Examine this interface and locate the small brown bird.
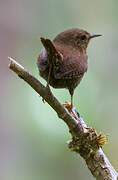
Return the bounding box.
[37,28,101,111]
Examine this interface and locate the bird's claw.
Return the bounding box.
[62,101,79,120]
[62,101,72,111]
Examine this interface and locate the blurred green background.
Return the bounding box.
[1,0,118,179]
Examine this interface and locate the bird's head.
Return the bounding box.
[53,28,102,52]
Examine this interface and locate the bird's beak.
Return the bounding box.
[90,34,102,39]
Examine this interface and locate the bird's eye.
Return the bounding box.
[80,35,86,40]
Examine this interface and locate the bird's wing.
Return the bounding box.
[54,56,88,79]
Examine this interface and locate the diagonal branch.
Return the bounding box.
[8,57,118,180]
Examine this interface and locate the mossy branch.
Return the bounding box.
[8,57,118,180]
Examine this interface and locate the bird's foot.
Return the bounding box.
[46,83,50,89]
[62,101,72,111]
[62,102,79,120]
[41,83,52,103]
[46,83,52,94]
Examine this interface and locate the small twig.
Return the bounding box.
[8,57,118,180]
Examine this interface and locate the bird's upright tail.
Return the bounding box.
[40,37,63,65]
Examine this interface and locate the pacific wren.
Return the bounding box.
[37,28,101,110]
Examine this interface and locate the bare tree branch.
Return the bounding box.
[8,57,118,180]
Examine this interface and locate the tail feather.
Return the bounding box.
[40,37,63,65]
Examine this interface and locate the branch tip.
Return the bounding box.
[8,57,24,70]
